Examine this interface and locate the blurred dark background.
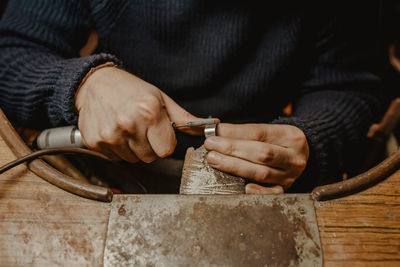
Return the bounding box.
[0,0,7,18]
[381,0,400,141]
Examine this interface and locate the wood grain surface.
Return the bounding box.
[316,169,400,267]
[0,133,399,266]
[0,137,110,266]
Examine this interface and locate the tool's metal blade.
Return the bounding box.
[172,119,217,129]
[104,194,322,267]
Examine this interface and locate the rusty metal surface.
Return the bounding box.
[104,194,322,267]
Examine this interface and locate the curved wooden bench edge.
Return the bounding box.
[0,108,113,202]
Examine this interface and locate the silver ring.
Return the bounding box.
[204,123,217,138]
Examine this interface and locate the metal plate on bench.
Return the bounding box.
[104,194,322,266]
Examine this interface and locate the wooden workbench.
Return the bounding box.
[0,133,399,266]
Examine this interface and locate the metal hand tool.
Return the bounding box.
[35,119,219,149]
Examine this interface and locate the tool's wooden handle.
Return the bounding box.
[312,149,400,201]
[0,108,113,202]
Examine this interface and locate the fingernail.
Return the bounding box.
[206,151,220,165]
[245,185,260,194]
[271,186,284,194]
[204,136,218,148]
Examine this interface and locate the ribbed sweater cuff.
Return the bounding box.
[271,116,327,192]
[43,53,122,126]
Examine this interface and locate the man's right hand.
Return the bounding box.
[75,65,202,163]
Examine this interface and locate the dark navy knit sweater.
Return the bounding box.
[0,0,382,190]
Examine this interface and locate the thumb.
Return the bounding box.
[245,183,284,194]
[161,91,215,136]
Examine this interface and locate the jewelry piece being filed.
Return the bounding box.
[204,122,217,138]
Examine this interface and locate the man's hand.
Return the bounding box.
[204,124,309,194]
[75,66,202,163]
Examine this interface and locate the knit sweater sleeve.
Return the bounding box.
[272,8,382,191]
[0,0,121,128]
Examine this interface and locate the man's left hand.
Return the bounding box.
[204,123,309,194]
